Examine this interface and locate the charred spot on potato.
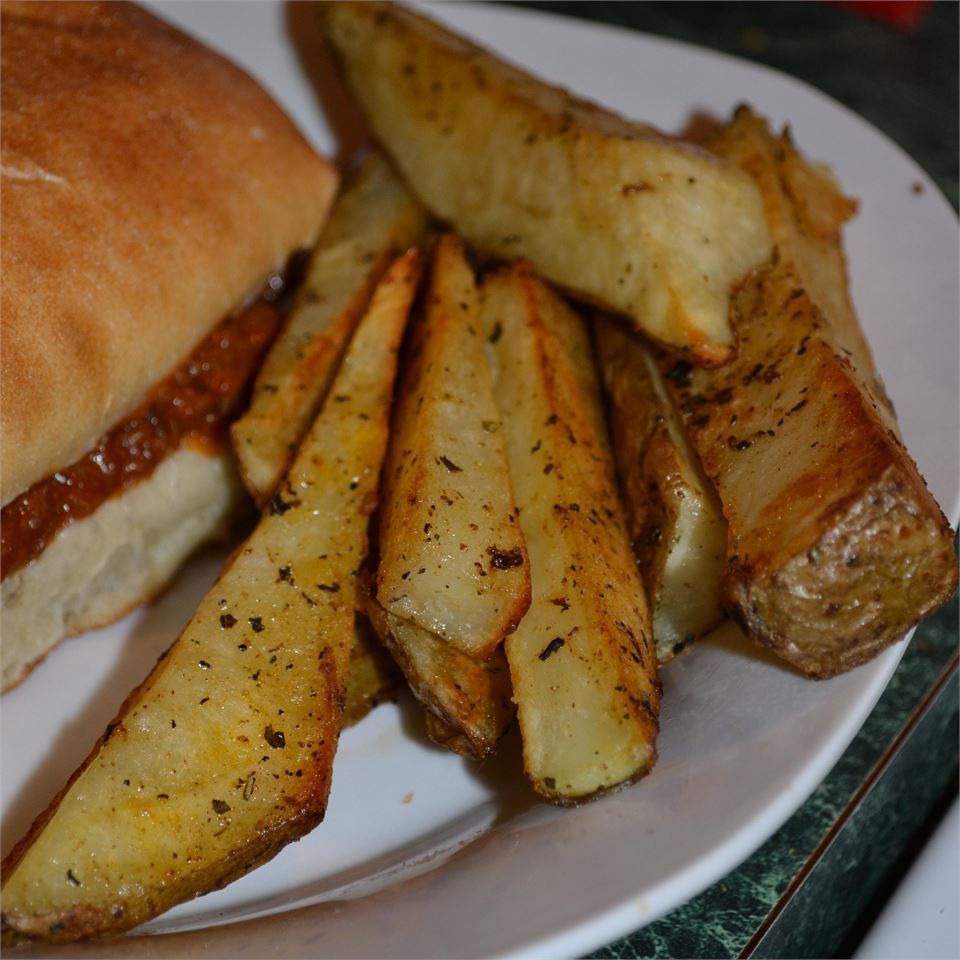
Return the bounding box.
[264,726,286,749]
[666,361,694,388]
[438,455,463,472]
[488,546,524,570]
[269,494,300,516]
[538,637,565,661]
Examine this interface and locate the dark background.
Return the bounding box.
[515,1,959,209]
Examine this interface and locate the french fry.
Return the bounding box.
[376,235,530,659]
[0,251,421,945]
[595,315,726,662]
[652,108,957,677]
[318,1,771,364]
[657,256,957,677]
[231,150,427,504]
[360,571,514,759]
[481,263,660,804]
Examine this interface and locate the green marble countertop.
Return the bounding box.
[589,603,958,959]
[512,3,959,957]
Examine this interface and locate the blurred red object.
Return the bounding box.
[828,0,933,30]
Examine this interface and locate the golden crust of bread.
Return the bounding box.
[0,1,337,504]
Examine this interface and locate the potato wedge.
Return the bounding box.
[0,251,420,945]
[342,616,402,727]
[377,235,530,659]
[481,263,659,804]
[594,315,726,662]
[658,257,957,678]
[231,150,426,504]
[319,1,771,364]
[360,571,514,759]
[708,106,895,423]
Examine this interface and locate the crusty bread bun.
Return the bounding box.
[1,0,337,504]
[1,1,337,688]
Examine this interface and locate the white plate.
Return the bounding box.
[3,3,957,958]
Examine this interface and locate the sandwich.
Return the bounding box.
[0,1,337,691]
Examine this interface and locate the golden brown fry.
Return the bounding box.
[377,235,530,660]
[0,251,420,945]
[319,1,771,364]
[481,263,659,804]
[658,257,957,678]
[232,150,426,504]
[594,315,726,662]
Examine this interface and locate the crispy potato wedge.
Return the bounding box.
[658,257,957,678]
[319,1,771,364]
[0,251,420,946]
[708,106,895,422]
[594,315,726,662]
[377,235,530,659]
[231,150,427,504]
[481,263,659,804]
[343,616,402,727]
[360,572,514,759]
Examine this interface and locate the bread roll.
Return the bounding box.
[1,1,337,687]
[1,0,337,504]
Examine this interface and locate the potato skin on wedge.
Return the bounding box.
[660,258,957,678]
[482,263,660,804]
[0,251,421,946]
[319,1,771,364]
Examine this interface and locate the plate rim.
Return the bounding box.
[6,2,958,957]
